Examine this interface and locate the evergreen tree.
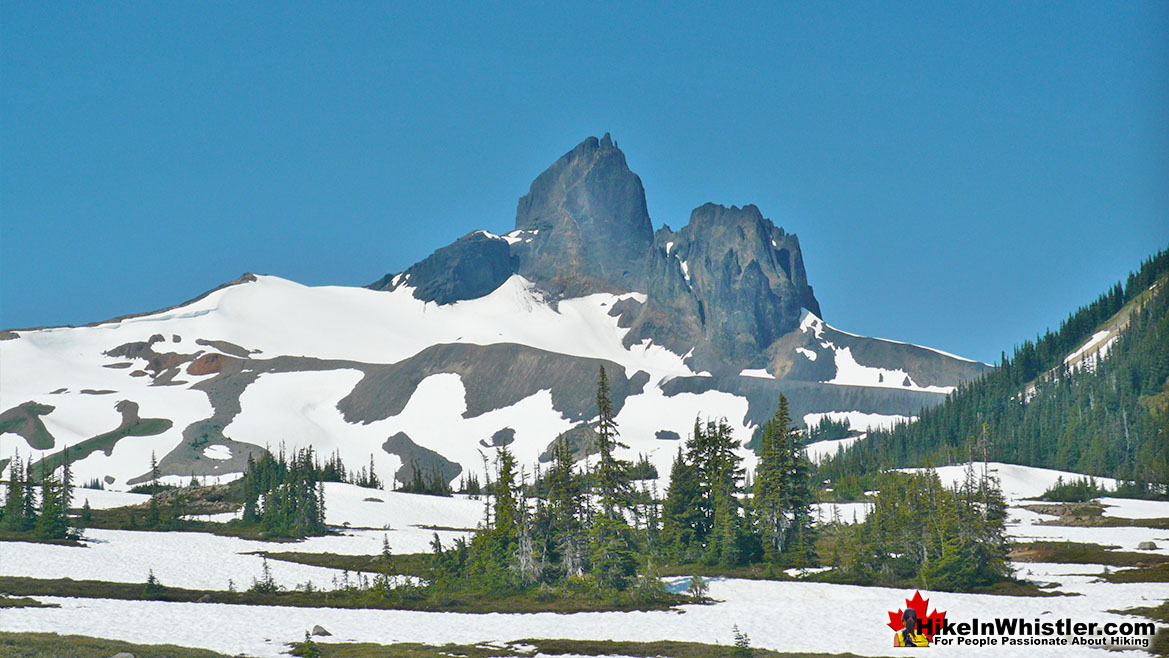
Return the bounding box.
[660,447,702,559]
[1,455,25,531]
[35,464,69,540]
[594,366,633,519]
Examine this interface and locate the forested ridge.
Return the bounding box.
[820,246,1169,491]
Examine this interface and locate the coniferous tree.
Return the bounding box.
[1,455,25,531]
[21,461,37,531]
[661,447,702,560]
[594,366,633,519]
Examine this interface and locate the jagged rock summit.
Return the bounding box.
[513,133,655,295]
[373,134,824,374]
[1,133,992,491]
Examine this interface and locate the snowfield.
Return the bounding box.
[1,465,1164,656]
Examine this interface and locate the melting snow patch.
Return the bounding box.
[828,345,955,394]
[795,347,817,361]
[804,434,865,463]
[202,444,232,460]
[803,411,913,432]
[738,368,774,379]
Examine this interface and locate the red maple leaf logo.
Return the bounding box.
[887,590,947,640]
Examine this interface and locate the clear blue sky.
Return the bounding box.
[3,2,1167,364]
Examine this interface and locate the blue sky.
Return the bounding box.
[3,2,1167,363]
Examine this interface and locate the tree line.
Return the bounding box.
[819,246,1169,494]
[425,367,818,599]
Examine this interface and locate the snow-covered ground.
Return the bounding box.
[804,434,865,463]
[0,571,1160,658]
[1,463,1164,656]
[898,462,1121,502]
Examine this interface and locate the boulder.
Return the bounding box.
[1137,541,1158,550]
[311,624,332,637]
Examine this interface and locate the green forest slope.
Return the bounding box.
[819,247,1169,492]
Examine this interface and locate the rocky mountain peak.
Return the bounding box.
[511,134,654,295]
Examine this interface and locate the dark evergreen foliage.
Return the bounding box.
[820,247,1169,491]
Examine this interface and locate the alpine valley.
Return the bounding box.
[1,135,991,491]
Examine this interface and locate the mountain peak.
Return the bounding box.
[512,134,654,294]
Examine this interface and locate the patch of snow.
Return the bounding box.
[804,434,865,463]
[812,502,870,524]
[738,368,774,379]
[799,309,825,339]
[803,411,913,432]
[202,444,232,460]
[665,241,674,254]
[679,260,690,283]
[827,345,955,394]
[70,489,150,510]
[898,462,1121,502]
[1098,497,1169,520]
[795,347,817,361]
[1065,330,1112,366]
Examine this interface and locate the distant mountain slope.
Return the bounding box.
[0,135,990,490]
[820,247,1169,489]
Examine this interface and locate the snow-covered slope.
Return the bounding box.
[0,270,990,491]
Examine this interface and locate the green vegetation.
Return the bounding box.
[396,464,453,496]
[240,447,328,538]
[32,416,172,478]
[1010,540,1169,567]
[1039,476,1106,502]
[248,549,430,578]
[0,573,681,614]
[806,416,853,444]
[1101,562,1169,583]
[0,451,78,541]
[0,594,57,609]
[0,631,231,658]
[820,247,1169,490]
[423,369,825,611]
[288,638,884,658]
[826,468,1012,592]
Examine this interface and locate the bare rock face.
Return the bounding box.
[371,135,825,375]
[511,133,655,296]
[644,203,821,373]
[370,230,515,304]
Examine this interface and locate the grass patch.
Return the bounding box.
[250,550,430,577]
[33,416,172,478]
[0,574,689,614]
[288,638,886,658]
[1022,503,1169,529]
[1119,600,1169,624]
[1010,540,1169,567]
[0,530,84,547]
[0,631,230,658]
[1101,562,1169,583]
[0,595,58,609]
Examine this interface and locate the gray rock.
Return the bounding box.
[655,430,681,441]
[109,653,135,658]
[512,133,655,295]
[539,423,601,463]
[1137,541,1158,550]
[482,427,516,448]
[383,432,462,486]
[370,230,516,305]
[311,624,331,637]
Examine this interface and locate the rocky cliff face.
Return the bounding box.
[374,134,825,374]
[511,133,655,296]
